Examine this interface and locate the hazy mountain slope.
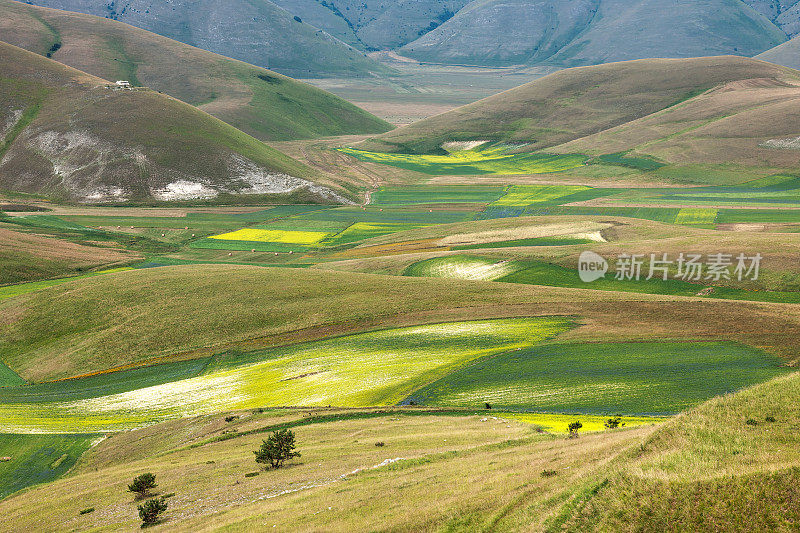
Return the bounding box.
[361,56,794,154]
[0,42,350,204]
[268,0,362,48]
[756,33,800,69]
[277,0,471,51]
[17,0,389,78]
[546,0,786,67]
[401,0,786,67]
[742,0,800,37]
[0,1,392,142]
[399,0,600,66]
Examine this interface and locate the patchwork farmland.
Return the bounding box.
[2,50,800,531]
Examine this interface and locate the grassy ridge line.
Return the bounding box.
[0,0,393,81]
[0,42,348,204]
[359,57,797,155]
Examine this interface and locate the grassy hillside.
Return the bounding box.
[560,371,800,530]
[399,0,597,66]
[361,56,796,154]
[3,262,800,382]
[0,226,137,285]
[0,0,392,141]
[0,409,656,530]
[18,0,389,78]
[400,0,786,67]
[757,33,800,69]
[0,42,356,204]
[1,372,797,530]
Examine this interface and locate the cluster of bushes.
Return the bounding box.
[82,429,303,526]
[128,473,169,527]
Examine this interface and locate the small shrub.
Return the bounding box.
[138,497,168,527]
[254,429,301,469]
[604,416,624,429]
[225,415,239,423]
[746,419,759,426]
[567,421,583,439]
[128,473,157,499]
[79,508,94,515]
[765,416,776,423]
[244,472,260,478]
[541,469,558,478]
[375,441,385,447]
[484,402,492,410]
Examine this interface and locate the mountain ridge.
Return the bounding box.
[0,41,351,204]
[0,0,393,141]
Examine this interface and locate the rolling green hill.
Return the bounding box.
[14,0,389,78]
[0,41,352,204]
[0,0,392,141]
[361,56,797,154]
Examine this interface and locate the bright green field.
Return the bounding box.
[0,362,24,386]
[320,222,431,246]
[408,342,790,415]
[404,256,800,304]
[370,185,506,205]
[0,268,132,301]
[490,185,591,207]
[0,433,102,500]
[341,147,587,176]
[0,318,572,433]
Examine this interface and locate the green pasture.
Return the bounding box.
[0,361,24,386]
[490,185,590,207]
[0,268,132,301]
[451,237,594,250]
[370,185,505,205]
[340,146,587,176]
[0,318,572,433]
[0,357,211,404]
[0,433,102,500]
[321,222,431,246]
[409,341,790,415]
[404,256,800,303]
[189,239,309,252]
